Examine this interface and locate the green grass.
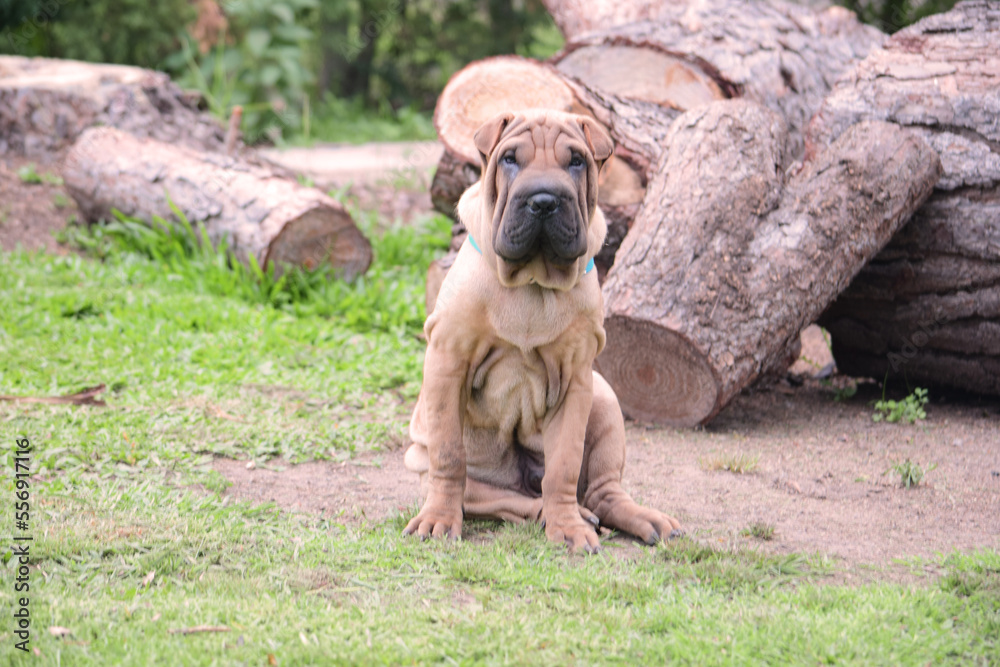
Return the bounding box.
[289,95,437,145]
[700,451,761,474]
[886,459,938,489]
[741,522,777,541]
[1,210,998,664]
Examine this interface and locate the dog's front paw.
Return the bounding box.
[541,509,601,554]
[403,503,463,541]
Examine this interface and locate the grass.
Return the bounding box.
[885,459,938,489]
[288,95,437,145]
[700,451,761,474]
[741,522,777,541]
[2,208,998,664]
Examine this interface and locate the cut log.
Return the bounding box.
[63,127,371,279]
[551,0,885,158]
[541,0,667,41]
[433,56,578,166]
[433,56,680,179]
[555,43,726,110]
[810,0,1000,395]
[0,56,230,159]
[542,0,880,49]
[597,100,941,426]
[430,150,481,218]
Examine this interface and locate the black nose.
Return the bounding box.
[527,193,559,217]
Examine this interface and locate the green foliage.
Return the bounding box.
[7,0,195,67]
[308,0,562,127]
[59,202,451,335]
[16,162,61,185]
[833,384,858,402]
[301,94,436,144]
[872,387,928,423]
[885,459,937,489]
[838,0,958,33]
[165,0,319,142]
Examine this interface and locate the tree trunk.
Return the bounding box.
[810,0,1000,396]
[0,55,230,160]
[550,0,885,158]
[62,127,372,280]
[597,100,941,427]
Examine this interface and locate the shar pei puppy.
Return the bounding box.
[403,109,681,552]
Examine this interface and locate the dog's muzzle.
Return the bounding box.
[495,187,587,266]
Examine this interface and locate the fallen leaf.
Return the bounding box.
[142,570,155,587]
[48,626,73,637]
[268,653,278,665]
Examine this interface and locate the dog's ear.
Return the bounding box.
[474,112,514,168]
[578,117,614,165]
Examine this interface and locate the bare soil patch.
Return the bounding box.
[0,155,79,254]
[215,380,1000,580]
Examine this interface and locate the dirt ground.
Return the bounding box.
[5,145,998,582]
[214,379,999,580]
[0,155,79,254]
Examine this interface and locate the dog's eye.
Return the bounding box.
[502,153,517,165]
[569,154,585,168]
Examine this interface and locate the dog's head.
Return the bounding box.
[458,109,612,290]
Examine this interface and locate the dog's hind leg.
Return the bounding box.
[463,478,599,527]
[579,372,683,544]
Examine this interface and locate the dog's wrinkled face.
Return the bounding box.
[467,110,612,290]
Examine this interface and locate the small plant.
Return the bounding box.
[833,384,858,402]
[873,387,928,423]
[701,451,760,474]
[741,522,776,541]
[52,193,71,209]
[17,163,63,186]
[885,459,937,489]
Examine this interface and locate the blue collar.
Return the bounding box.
[467,234,595,274]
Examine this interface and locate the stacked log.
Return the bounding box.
[0,56,229,158]
[427,0,999,420]
[1,56,372,279]
[548,0,885,159]
[597,101,940,426]
[427,0,884,294]
[810,0,1000,395]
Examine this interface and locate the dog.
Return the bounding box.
[403,110,681,552]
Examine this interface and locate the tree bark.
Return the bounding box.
[597,100,941,427]
[810,0,1000,395]
[62,127,372,279]
[0,55,230,160]
[550,0,885,159]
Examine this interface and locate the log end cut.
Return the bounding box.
[265,206,372,281]
[434,56,576,164]
[597,317,719,427]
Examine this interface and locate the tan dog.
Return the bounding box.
[403,110,681,551]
